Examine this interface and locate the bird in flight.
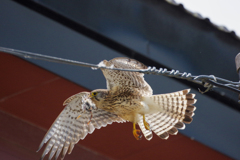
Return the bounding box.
[38,57,197,160]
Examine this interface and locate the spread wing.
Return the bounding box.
[99,57,153,96]
[38,92,125,160]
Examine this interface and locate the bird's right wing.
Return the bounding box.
[38,92,125,160]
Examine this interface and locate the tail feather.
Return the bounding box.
[186,93,196,99]
[174,121,185,129]
[142,89,196,140]
[159,132,169,139]
[168,127,178,135]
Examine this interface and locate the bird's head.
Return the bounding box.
[90,89,109,107]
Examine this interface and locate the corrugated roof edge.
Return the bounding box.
[165,0,240,40]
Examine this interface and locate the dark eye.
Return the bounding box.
[92,92,97,96]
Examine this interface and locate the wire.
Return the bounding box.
[1,46,240,95]
[0,47,99,68]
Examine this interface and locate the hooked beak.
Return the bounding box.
[89,93,93,99]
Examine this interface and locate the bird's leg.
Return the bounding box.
[143,115,150,130]
[87,111,93,125]
[133,123,142,140]
[76,115,81,120]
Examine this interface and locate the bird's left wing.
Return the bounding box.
[98,57,153,96]
[38,92,125,160]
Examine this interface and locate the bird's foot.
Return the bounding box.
[144,121,150,130]
[133,129,142,140]
[143,115,150,130]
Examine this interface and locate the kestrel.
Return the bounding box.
[38,57,197,160]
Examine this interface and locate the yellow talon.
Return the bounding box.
[133,123,142,140]
[143,115,150,130]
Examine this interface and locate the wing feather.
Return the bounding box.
[99,57,152,96]
[38,92,126,160]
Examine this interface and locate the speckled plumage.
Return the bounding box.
[92,58,196,140]
[38,57,197,160]
[93,58,153,122]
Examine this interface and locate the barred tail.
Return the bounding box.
[141,89,197,140]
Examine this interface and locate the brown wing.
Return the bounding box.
[99,57,153,96]
[38,92,125,160]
